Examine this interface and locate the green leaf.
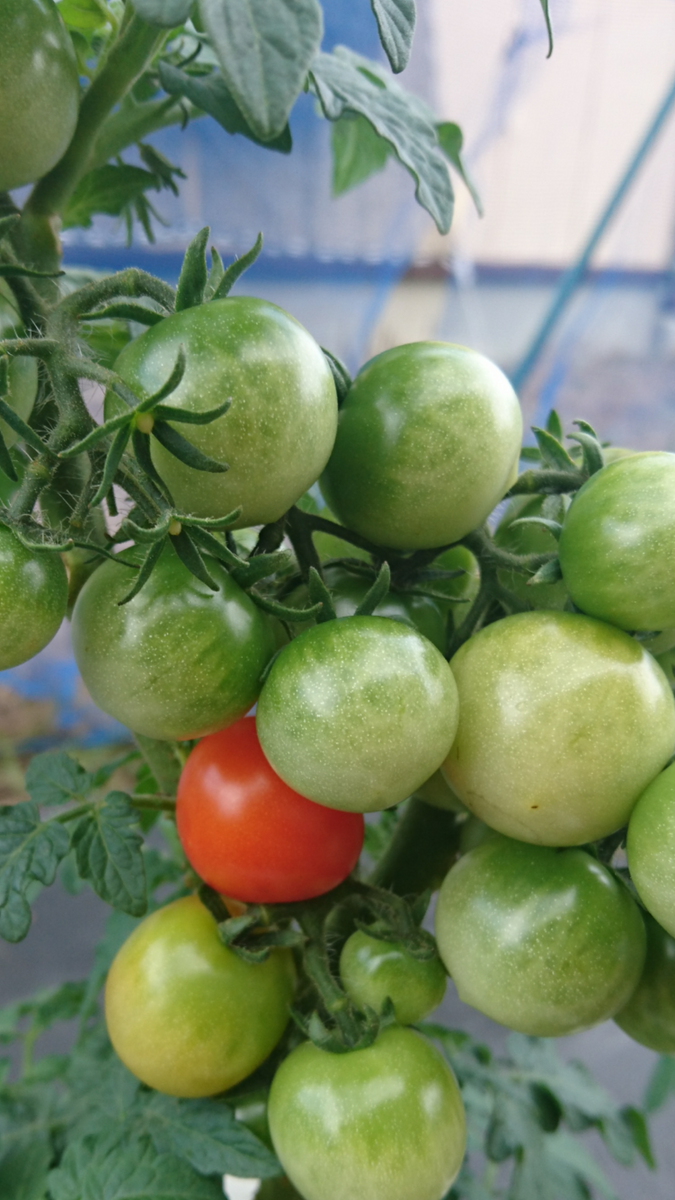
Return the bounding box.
[199,0,323,141]
[158,63,292,153]
[0,215,20,244]
[531,426,577,472]
[140,1093,282,1178]
[321,347,352,405]
[370,0,416,73]
[175,227,210,312]
[546,409,563,441]
[71,792,147,917]
[48,1133,225,1200]
[310,48,453,234]
[58,0,111,33]
[331,113,392,196]
[212,234,264,300]
[621,1105,655,1169]
[0,803,70,942]
[528,558,562,586]
[131,0,192,27]
[644,1055,675,1112]
[170,529,219,591]
[539,0,554,57]
[24,752,92,808]
[151,421,229,473]
[63,164,160,230]
[0,1137,51,1200]
[354,561,391,616]
[436,122,482,215]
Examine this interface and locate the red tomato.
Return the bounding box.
[176,717,364,903]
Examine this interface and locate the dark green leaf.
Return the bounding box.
[175,227,210,312]
[546,409,563,441]
[0,980,86,1045]
[436,121,482,215]
[63,164,160,230]
[199,0,322,141]
[353,561,391,616]
[118,538,164,604]
[0,398,48,453]
[621,1106,655,1169]
[212,234,264,300]
[310,48,453,234]
[540,0,554,57]
[0,1136,51,1200]
[331,112,392,195]
[644,1055,675,1112]
[71,792,147,917]
[91,425,132,506]
[307,567,337,623]
[25,751,92,807]
[131,0,192,28]
[170,529,219,590]
[140,347,187,409]
[152,421,228,472]
[158,63,292,153]
[370,0,416,73]
[141,1094,281,1178]
[188,525,247,571]
[48,1133,225,1200]
[131,428,172,499]
[568,427,604,477]
[532,426,577,471]
[0,430,17,483]
[230,549,291,589]
[0,803,70,942]
[153,397,231,425]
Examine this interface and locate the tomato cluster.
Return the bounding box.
[7,274,675,1200]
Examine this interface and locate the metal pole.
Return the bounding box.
[510,68,675,394]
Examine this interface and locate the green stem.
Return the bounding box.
[22,16,165,266]
[54,803,92,824]
[131,796,177,813]
[369,798,462,895]
[286,506,323,581]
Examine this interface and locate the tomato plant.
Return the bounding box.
[443,610,675,845]
[559,452,675,631]
[109,297,338,527]
[339,930,447,1025]
[0,524,67,669]
[105,895,295,1097]
[71,544,276,740]
[0,0,79,193]
[176,716,364,903]
[435,837,646,1037]
[320,342,522,550]
[256,616,459,812]
[267,1027,466,1200]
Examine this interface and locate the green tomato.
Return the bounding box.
[0,525,67,669]
[614,912,675,1053]
[627,762,675,938]
[558,453,675,631]
[0,281,38,446]
[494,495,569,611]
[339,930,447,1024]
[71,544,275,740]
[268,1027,466,1200]
[0,0,79,192]
[109,297,337,526]
[105,896,295,1097]
[320,342,522,551]
[256,617,459,813]
[284,564,447,652]
[443,611,675,845]
[435,838,646,1037]
[414,768,465,813]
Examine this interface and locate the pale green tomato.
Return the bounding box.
[339,930,447,1024]
[627,762,675,937]
[614,912,675,1053]
[320,342,522,550]
[435,838,646,1037]
[443,611,675,846]
[109,297,338,527]
[0,0,79,192]
[256,617,459,813]
[71,544,275,740]
[0,281,38,447]
[0,525,67,668]
[559,453,675,631]
[268,1027,466,1200]
[105,896,295,1097]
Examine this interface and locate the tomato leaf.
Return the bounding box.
[71,792,147,918]
[25,751,92,807]
[0,215,20,244]
[330,113,392,196]
[370,0,416,74]
[0,802,71,942]
[139,1094,283,1179]
[198,0,322,142]
[436,122,483,216]
[48,1133,225,1200]
[175,227,210,312]
[212,233,264,300]
[130,0,193,28]
[158,63,293,154]
[620,1105,655,1169]
[310,49,453,234]
[62,164,161,230]
[0,1137,51,1200]
[151,421,229,473]
[644,1055,675,1113]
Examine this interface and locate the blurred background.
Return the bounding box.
[4,1,675,1194]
